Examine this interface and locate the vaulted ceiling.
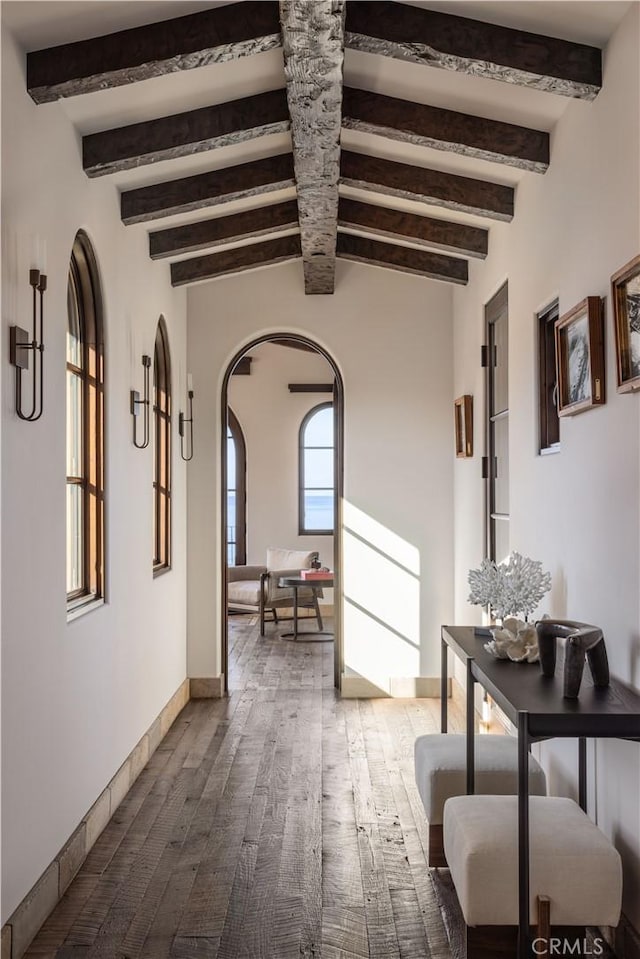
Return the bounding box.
[3,0,632,293]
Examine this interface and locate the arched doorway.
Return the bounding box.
[220,333,344,692]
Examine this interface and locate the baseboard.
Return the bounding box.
[190,676,224,698]
[1,678,190,959]
[341,674,446,699]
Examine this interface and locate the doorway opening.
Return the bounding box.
[220,333,344,692]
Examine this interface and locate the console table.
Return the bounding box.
[441,625,640,958]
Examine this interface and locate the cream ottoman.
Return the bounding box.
[414,734,547,866]
[443,795,623,959]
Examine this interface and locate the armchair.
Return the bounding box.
[227,547,323,636]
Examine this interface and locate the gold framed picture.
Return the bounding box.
[555,297,605,417]
[454,395,473,457]
[611,254,640,393]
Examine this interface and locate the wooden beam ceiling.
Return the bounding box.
[170,234,302,286]
[27,1,281,103]
[341,152,514,222]
[342,87,549,173]
[336,234,468,284]
[24,0,606,290]
[83,90,290,178]
[149,201,299,260]
[121,154,296,225]
[338,198,488,259]
[345,1,602,101]
[280,0,345,295]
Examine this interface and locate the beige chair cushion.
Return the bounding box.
[266,547,317,571]
[414,734,546,825]
[227,580,261,606]
[444,795,622,927]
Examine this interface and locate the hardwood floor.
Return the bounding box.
[25,614,459,959]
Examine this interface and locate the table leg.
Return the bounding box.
[293,587,298,640]
[441,635,448,733]
[466,658,475,795]
[578,737,587,812]
[517,711,531,959]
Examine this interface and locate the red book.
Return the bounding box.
[300,569,333,580]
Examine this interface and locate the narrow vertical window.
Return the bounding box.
[299,402,334,535]
[538,300,560,453]
[226,409,247,566]
[153,319,171,573]
[66,232,105,611]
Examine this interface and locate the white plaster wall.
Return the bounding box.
[187,260,454,684]
[1,27,188,920]
[227,341,335,572]
[452,5,640,927]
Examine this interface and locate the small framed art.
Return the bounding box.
[454,395,473,457]
[611,254,640,393]
[555,296,605,416]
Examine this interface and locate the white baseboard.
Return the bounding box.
[341,674,446,699]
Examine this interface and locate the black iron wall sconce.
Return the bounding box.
[10,268,47,421]
[130,354,151,448]
[179,375,194,461]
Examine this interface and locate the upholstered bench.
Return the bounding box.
[443,795,623,959]
[414,734,547,867]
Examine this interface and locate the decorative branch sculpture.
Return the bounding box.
[535,619,610,699]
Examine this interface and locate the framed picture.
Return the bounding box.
[555,297,604,417]
[611,254,640,393]
[454,395,473,457]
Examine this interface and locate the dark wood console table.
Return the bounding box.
[441,625,640,959]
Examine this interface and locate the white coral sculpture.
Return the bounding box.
[468,551,551,620]
[468,552,552,662]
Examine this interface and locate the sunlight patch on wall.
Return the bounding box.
[343,501,420,684]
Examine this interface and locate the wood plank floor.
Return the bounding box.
[25,614,461,959]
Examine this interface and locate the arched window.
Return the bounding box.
[153,319,171,572]
[66,231,105,611]
[226,408,247,566]
[299,401,334,535]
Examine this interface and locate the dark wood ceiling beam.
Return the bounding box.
[280,0,346,295]
[27,1,281,103]
[342,87,549,173]
[121,153,295,225]
[341,151,514,222]
[83,90,290,177]
[338,198,488,259]
[345,1,601,100]
[337,233,468,284]
[149,200,299,259]
[170,234,302,286]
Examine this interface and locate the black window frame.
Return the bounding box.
[538,300,561,454]
[226,408,247,566]
[299,400,334,536]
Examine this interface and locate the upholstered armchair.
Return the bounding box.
[227,547,323,636]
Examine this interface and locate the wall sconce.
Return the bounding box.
[179,374,194,461]
[10,268,47,422]
[130,354,151,448]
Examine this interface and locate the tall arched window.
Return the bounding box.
[226,408,247,566]
[66,231,105,611]
[299,401,334,535]
[153,319,171,573]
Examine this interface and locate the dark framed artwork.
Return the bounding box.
[555,297,605,417]
[611,254,640,393]
[454,394,473,457]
